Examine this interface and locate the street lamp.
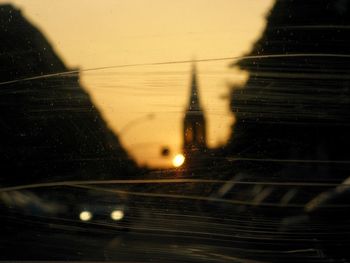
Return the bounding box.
[119,113,155,137]
[161,146,170,157]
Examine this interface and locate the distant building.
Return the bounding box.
[183,63,207,159]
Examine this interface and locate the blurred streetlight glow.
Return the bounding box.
[172,154,185,167]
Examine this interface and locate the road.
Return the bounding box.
[1,186,348,262]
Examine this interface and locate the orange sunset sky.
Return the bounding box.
[3,0,274,167]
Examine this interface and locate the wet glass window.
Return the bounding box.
[1,0,350,261]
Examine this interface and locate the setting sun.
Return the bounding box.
[172,154,185,167]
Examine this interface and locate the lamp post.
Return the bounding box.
[119,113,155,137]
[118,114,185,168]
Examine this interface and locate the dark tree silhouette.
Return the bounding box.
[227,0,350,181]
[0,5,138,186]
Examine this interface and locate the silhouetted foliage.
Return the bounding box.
[227,0,350,181]
[0,5,138,186]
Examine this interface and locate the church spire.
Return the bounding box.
[188,63,202,111]
[183,62,207,155]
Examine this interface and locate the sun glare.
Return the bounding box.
[172,154,185,167]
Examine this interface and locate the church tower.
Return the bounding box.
[183,63,207,157]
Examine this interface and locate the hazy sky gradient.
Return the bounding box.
[4,0,274,167]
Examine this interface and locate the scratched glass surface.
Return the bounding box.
[1,0,350,262]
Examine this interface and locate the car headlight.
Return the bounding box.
[79,210,92,221]
[110,210,124,221]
